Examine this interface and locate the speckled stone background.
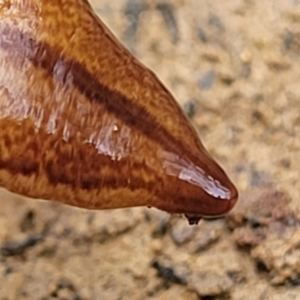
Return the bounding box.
[1,0,300,299]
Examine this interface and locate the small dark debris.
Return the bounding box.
[197,28,208,43]
[151,260,187,285]
[185,214,202,225]
[56,278,76,291]
[279,158,291,169]
[240,62,252,78]
[251,109,265,122]
[227,270,246,284]
[288,276,300,286]
[123,0,148,51]
[50,278,81,300]
[20,210,36,232]
[253,93,264,103]
[198,70,216,90]
[183,100,197,119]
[4,266,13,276]
[235,164,246,173]
[208,14,225,32]
[201,52,221,63]
[266,60,290,72]
[146,210,170,238]
[249,166,272,187]
[282,29,300,57]
[283,30,294,51]
[156,1,180,44]
[256,261,269,273]
[219,72,235,86]
[1,235,43,256]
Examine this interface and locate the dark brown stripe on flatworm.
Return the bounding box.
[0,25,201,164]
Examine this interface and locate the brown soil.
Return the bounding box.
[1,0,300,299]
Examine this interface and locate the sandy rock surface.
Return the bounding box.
[1,0,300,299]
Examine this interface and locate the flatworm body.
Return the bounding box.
[0,0,238,221]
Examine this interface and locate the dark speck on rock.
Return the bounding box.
[198,70,215,90]
[185,214,202,225]
[123,0,148,51]
[208,14,225,32]
[183,100,197,118]
[1,235,43,256]
[156,1,180,44]
[151,260,188,285]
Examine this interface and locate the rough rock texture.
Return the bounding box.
[1,0,300,299]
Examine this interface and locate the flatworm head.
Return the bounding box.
[0,0,238,221]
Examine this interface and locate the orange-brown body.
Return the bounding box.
[0,0,238,222]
